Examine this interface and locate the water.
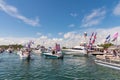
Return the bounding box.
[0,52,120,80]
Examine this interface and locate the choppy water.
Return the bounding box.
[0,52,120,80]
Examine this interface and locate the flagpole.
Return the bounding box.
[116,37,117,46]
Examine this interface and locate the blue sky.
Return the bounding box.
[0,0,120,46]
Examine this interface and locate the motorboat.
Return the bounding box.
[42,43,64,59]
[42,51,63,59]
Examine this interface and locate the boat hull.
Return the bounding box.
[95,60,120,70]
[42,52,63,59]
[63,49,87,55]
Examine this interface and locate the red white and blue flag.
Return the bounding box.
[92,32,97,44]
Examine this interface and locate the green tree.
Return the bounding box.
[99,43,113,49]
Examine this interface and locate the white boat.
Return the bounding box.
[42,51,63,59]
[32,49,42,54]
[42,43,64,59]
[63,46,87,55]
[6,47,14,53]
[95,59,120,70]
[17,49,31,60]
[33,47,46,54]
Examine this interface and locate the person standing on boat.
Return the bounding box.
[113,50,117,57]
[104,49,108,54]
[24,49,31,60]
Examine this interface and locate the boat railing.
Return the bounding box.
[96,55,120,65]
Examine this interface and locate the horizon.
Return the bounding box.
[0,0,120,47]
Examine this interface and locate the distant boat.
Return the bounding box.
[63,45,87,55]
[6,46,14,53]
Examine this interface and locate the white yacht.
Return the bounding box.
[63,45,87,55]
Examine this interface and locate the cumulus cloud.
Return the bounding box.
[82,8,106,27]
[39,36,48,39]
[0,27,120,47]
[113,1,120,16]
[64,32,76,39]
[0,0,39,26]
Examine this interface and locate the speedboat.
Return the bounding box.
[42,43,64,59]
[42,51,63,59]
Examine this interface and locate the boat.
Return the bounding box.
[95,54,120,70]
[42,51,63,59]
[42,43,64,59]
[32,46,46,54]
[17,48,31,60]
[95,59,120,70]
[6,46,14,53]
[63,45,87,55]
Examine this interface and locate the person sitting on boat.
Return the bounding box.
[52,50,56,54]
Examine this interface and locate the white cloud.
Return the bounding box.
[68,24,75,28]
[64,32,76,39]
[39,36,48,39]
[0,27,120,47]
[36,32,42,36]
[0,0,39,26]
[58,32,63,36]
[113,1,120,16]
[70,13,78,17]
[82,8,106,27]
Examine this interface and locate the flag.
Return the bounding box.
[105,34,111,43]
[88,32,96,49]
[113,32,118,39]
[89,32,94,44]
[91,32,94,37]
[112,32,118,42]
[94,32,97,39]
[106,34,110,39]
[112,37,117,42]
[92,39,95,44]
[92,32,97,44]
